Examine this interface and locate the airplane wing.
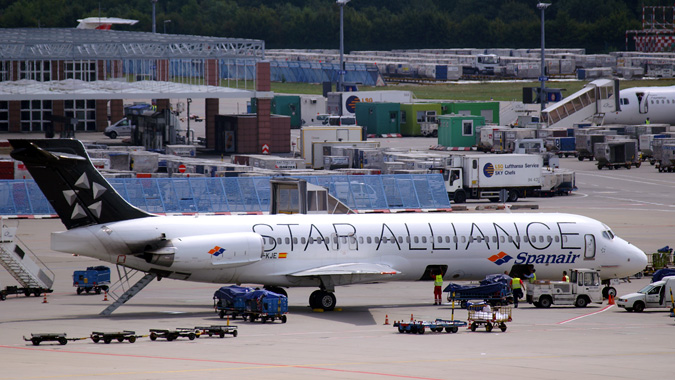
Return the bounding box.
[289,263,400,277]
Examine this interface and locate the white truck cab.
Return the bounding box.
[616,276,675,312]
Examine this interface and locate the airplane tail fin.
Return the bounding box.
[9,139,154,229]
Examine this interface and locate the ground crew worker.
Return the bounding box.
[562,271,570,282]
[511,276,524,308]
[433,271,443,305]
[528,269,537,284]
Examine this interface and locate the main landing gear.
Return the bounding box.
[309,290,336,311]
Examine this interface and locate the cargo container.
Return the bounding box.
[595,140,640,170]
[437,115,485,148]
[354,102,400,136]
[399,103,443,136]
[299,126,363,167]
[548,137,577,157]
[440,102,500,124]
[252,95,302,128]
[327,90,413,116]
[300,95,327,126]
[311,141,380,169]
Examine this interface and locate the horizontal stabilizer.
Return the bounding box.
[290,263,400,277]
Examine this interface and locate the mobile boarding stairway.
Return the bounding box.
[541,79,619,128]
[0,218,54,299]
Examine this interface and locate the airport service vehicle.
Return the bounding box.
[435,154,543,203]
[214,286,288,322]
[616,276,675,312]
[8,139,647,313]
[526,268,604,308]
[394,319,466,334]
[0,284,52,301]
[595,140,641,170]
[104,118,134,139]
[467,303,512,332]
[299,125,363,167]
[73,265,110,295]
[462,54,501,76]
[90,331,142,344]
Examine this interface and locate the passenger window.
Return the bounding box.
[382,237,388,243]
[324,237,330,244]
[359,237,364,244]
[445,236,450,243]
[350,237,356,244]
[341,237,347,244]
[524,236,530,243]
[367,237,372,244]
[555,236,559,243]
[501,236,506,243]
[438,236,443,243]
[453,236,458,243]
[406,237,411,243]
[414,236,419,244]
[293,237,298,244]
[493,236,498,243]
[375,237,380,244]
[422,236,427,243]
[398,237,403,244]
[285,238,290,244]
[301,238,306,244]
[277,238,282,244]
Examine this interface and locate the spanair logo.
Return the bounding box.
[345,95,360,113]
[488,251,512,265]
[208,246,225,257]
[483,163,495,178]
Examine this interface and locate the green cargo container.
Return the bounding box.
[251,95,302,129]
[399,103,442,136]
[440,101,500,124]
[354,102,400,136]
[437,115,485,148]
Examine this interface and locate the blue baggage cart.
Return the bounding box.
[444,274,513,308]
[214,286,288,323]
[73,266,110,295]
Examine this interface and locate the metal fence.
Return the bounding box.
[0,174,450,215]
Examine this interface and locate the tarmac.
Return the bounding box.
[1,136,675,379]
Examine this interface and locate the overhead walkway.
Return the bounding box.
[541,79,618,128]
[0,174,451,216]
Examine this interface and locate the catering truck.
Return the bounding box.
[434,154,542,203]
[526,269,604,308]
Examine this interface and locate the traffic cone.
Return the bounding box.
[42,293,47,303]
[410,313,414,322]
[103,291,108,301]
[608,294,615,305]
[383,315,390,325]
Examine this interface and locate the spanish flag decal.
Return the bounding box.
[278,252,288,259]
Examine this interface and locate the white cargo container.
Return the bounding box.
[438,154,543,203]
[326,91,413,116]
[299,126,363,166]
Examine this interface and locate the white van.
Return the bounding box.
[104,118,134,139]
[616,276,675,312]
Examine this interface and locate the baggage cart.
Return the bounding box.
[394,319,467,334]
[73,266,111,295]
[194,325,238,338]
[90,331,143,344]
[467,303,512,332]
[23,333,84,346]
[214,286,288,323]
[149,328,200,341]
[1,285,52,300]
[444,274,513,308]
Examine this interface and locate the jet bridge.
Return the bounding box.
[540,79,620,128]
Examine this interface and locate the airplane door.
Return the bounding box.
[637,92,649,114]
[584,234,596,260]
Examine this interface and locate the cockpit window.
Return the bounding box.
[602,230,615,240]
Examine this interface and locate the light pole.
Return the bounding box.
[152,0,158,33]
[164,19,171,34]
[336,0,351,98]
[537,2,551,113]
[186,98,192,144]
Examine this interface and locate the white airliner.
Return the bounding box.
[9,140,647,311]
[603,85,675,125]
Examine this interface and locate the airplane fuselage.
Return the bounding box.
[52,212,646,287]
[604,86,675,125]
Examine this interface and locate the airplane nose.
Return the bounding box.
[630,245,648,274]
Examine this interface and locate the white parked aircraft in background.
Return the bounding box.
[604,85,675,125]
[9,140,647,312]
